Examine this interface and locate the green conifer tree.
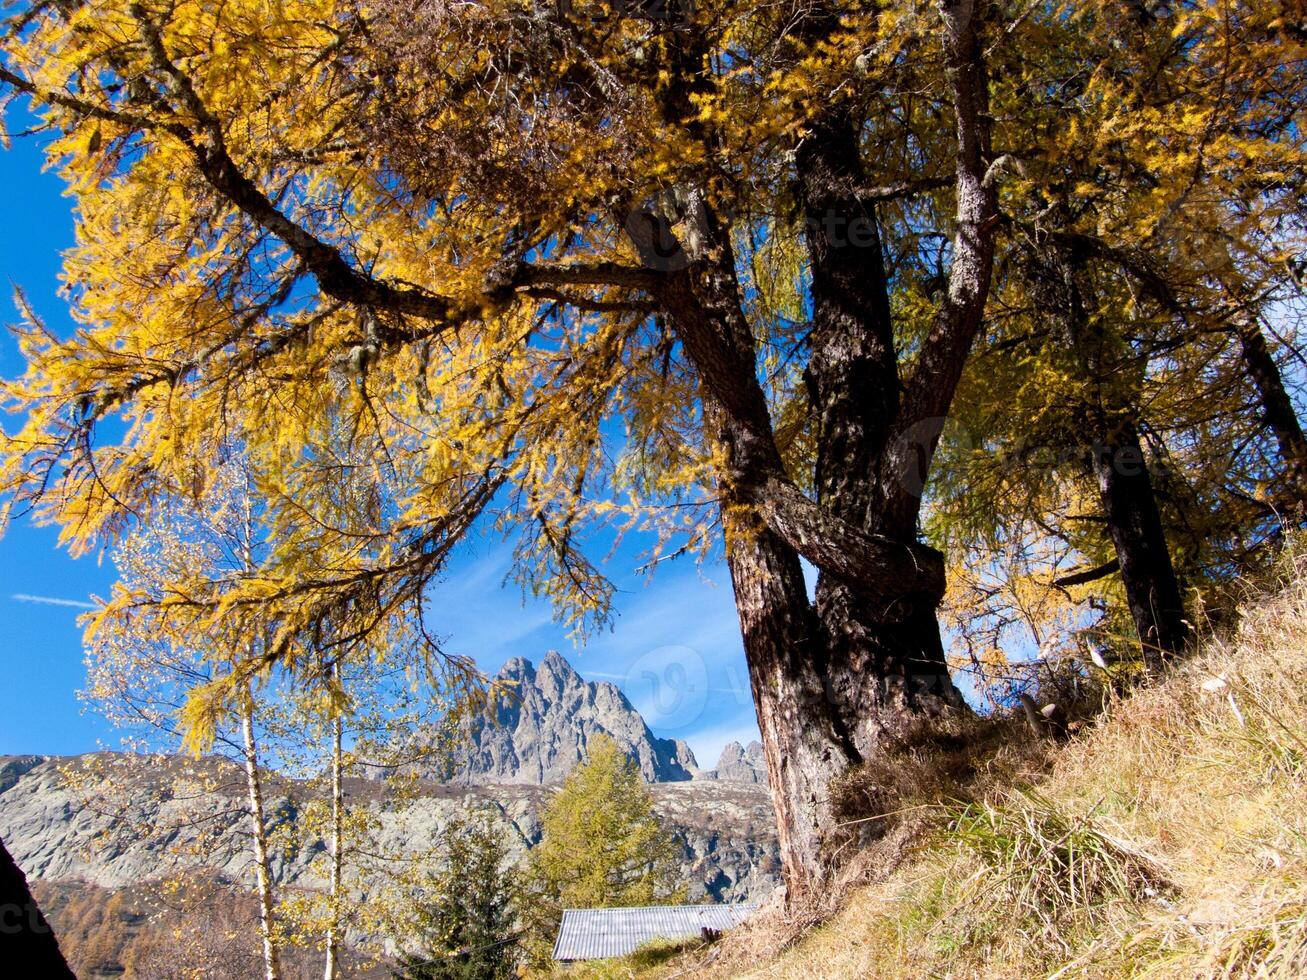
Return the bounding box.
[521,735,685,964]
[393,813,519,980]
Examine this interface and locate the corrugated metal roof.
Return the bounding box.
[552,904,758,961]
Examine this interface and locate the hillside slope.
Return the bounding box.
[597,567,1307,979]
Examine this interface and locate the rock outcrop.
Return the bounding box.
[704,740,768,784]
[433,651,700,784]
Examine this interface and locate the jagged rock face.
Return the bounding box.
[437,651,700,785]
[0,754,779,906]
[704,740,768,784]
[0,755,44,794]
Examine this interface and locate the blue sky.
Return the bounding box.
[0,125,762,769]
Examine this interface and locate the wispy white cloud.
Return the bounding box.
[576,669,627,681]
[11,593,97,610]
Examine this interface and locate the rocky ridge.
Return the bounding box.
[0,753,777,906]
[0,652,779,976]
[434,650,701,784]
[703,740,768,784]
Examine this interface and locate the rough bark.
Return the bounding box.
[1091,416,1189,670]
[796,104,965,771]
[642,0,996,901]
[654,216,868,896]
[0,837,77,978]
[719,503,849,901]
[1049,251,1189,670]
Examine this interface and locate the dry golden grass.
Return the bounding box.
[570,554,1307,979]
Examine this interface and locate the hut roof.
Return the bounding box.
[552,904,758,961]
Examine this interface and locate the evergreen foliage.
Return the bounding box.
[521,735,684,962]
[393,813,520,980]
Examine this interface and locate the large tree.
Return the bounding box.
[1,0,1302,901]
[932,0,1306,676]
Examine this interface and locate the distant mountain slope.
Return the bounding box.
[0,651,782,975]
[0,652,779,909]
[435,651,700,784]
[0,754,778,907]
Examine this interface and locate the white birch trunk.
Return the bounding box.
[240,683,282,980]
[323,710,343,980]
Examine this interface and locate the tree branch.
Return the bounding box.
[1051,557,1120,588]
[123,7,465,325]
[854,175,951,203]
[754,477,946,605]
[513,262,664,292]
[888,0,999,524]
[656,267,945,606]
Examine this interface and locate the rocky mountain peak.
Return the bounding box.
[538,649,573,673]
[499,655,535,678]
[434,652,700,785]
[705,740,768,784]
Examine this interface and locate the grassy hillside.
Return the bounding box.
[576,561,1307,979]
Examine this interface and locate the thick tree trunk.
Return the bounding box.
[717,436,960,901]
[638,0,995,904]
[1090,415,1189,670]
[0,837,77,978]
[719,505,852,900]
[796,107,964,767]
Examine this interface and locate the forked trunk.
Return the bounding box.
[795,104,965,768]
[647,0,994,904]
[725,521,962,899]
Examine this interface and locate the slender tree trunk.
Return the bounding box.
[1050,251,1189,669]
[235,492,282,980]
[1090,415,1189,670]
[1234,316,1307,507]
[240,683,282,980]
[323,711,343,980]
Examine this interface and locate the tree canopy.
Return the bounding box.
[1,0,1304,898]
